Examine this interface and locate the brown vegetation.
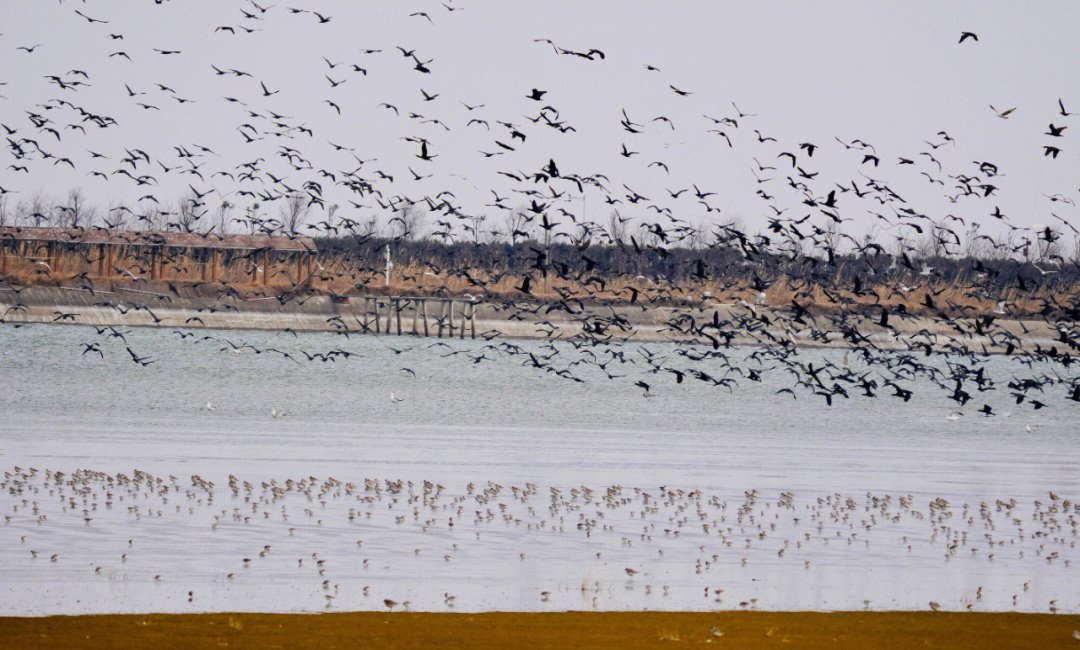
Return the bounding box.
[1,611,1077,650]
[4,244,1077,321]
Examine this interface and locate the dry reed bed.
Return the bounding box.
[3,249,1078,319]
[1,611,1077,650]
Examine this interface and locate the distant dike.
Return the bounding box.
[0,283,1064,354]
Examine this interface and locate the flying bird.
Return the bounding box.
[989,105,1015,119]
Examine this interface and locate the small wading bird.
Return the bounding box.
[2,467,1073,613]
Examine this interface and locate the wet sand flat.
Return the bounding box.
[2,612,1078,650]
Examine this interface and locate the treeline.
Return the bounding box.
[314,233,1080,297]
[4,188,1080,297]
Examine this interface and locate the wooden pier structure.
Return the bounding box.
[350,296,478,339]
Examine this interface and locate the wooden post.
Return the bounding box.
[470,301,476,339]
[437,301,445,338]
[96,245,105,277]
[373,299,381,334]
[307,253,313,276]
[1,247,7,276]
[421,299,429,337]
[211,249,219,282]
[106,245,115,278]
[458,300,465,339]
[411,299,419,335]
[395,298,402,335]
[250,254,258,284]
[296,253,304,283]
[385,299,392,335]
[448,300,456,338]
[263,249,271,286]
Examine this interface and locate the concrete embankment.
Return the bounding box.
[0,283,1069,353]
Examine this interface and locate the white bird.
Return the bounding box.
[205,402,217,411]
[945,413,961,421]
[390,393,404,404]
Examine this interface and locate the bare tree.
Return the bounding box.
[103,196,132,230]
[606,210,627,246]
[859,224,880,250]
[962,222,987,259]
[325,203,339,233]
[915,221,958,259]
[25,191,52,226]
[107,206,132,230]
[572,219,597,249]
[391,200,427,241]
[280,192,310,235]
[820,220,843,255]
[688,217,714,251]
[135,205,167,232]
[57,188,94,229]
[500,208,530,244]
[172,191,205,232]
[241,203,261,235]
[0,195,9,227]
[213,199,235,234]
[358,215,379,240]
[637,220,662,249]
[719,214,743,231]
[1033,225,1064,263]
[891,229,915,258]
[985,230,1014,261]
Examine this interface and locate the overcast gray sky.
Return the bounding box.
[2,1,1079,245]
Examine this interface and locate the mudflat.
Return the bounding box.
[2,611,1078,650]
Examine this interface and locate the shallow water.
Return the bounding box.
[1,323,1077,615]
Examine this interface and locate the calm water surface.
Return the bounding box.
[1,323,1077,614]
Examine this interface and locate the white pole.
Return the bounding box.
[385,244,392,287]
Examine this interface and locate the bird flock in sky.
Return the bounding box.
[1,2,1079,413]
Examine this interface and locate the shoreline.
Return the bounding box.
[1,284,1069,354]
[2,611,1078,649]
